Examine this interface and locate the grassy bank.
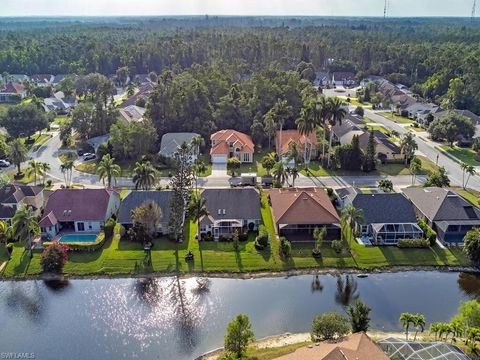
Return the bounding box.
[0,191,470,279]
[438,145,480,167]
[378,112,414,124]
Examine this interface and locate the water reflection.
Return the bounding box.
[311,275,324,293]
[5,281,44,322]
[44,279,70,292]
[458,272,480,300]
[335,275,359,307]
[135,277,160,305]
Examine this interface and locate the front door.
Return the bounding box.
[214,227,219,239]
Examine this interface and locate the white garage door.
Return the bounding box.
[212,155,227,163]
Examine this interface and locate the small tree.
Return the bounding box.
[424,167,450,187]
[378,179,394,192]
[311,312,350,341]
[464,228,480,265]
[233,230,240,252]
[409,157,422,185]
[362,131,376,172]
[312,226,326,257]
[400,312,416,340]
[227,157,241,177]
[224,314,255,358]
[40,243,68,273]
[261,153,276,175]
[347,299,371,333]
[279,236,291,258]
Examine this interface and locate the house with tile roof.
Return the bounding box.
[118,105,146,123]
[39,189,120,239]
[269,187,340,241]
[403,187,480,244]
[210,129,254,164]
[0,82,26,103]
[344,191,423,245]
[275,332,388,360]
[159,132,200,162]
[199,188,261,239]
[118,190,173,235]
[0,184,44,223]
[275,129,318,165]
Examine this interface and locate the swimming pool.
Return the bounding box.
[59,234,98,243]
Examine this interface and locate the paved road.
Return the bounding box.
[365,109,480,190]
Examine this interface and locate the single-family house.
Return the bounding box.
[360,75,384,87]
[275,332,388,360]
[118,82,154,108]
[30,74,54,86]
[269,187,341,241]
[118,190,173,235]
[159,132,200,162]
[132,74,153,84]
[332,118,364,144]
[0,82,26,103]
[405,102,442,125]
[39,189,120,239]
[0,74,29,83]
[314,72,329,87]
[275,129,318,165]
[52,74,68,85]
[403,187,480,244]
[344,191,423,245]
[43,91,77,113]
[359,130,402,163]
[0,184,44,223]
[118,105,146,123]
[210,129,254,164]
[199,188,261,239]
[332,72,356,86]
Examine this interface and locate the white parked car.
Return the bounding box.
[0,159,10,168]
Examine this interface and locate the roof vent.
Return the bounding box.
[222,209,226,215]
[217,209,221,215]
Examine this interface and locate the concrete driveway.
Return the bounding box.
[211,162,227,177]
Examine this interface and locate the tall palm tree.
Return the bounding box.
[399,313,415,340]
[341,204,364,248]
[8,139,28,175]
[132,161,157,190]
[188,193,209,238]
[267,99,293,157]
[400,133,418,166]
[191,135,204,158]
[460,162,469,188]
[289,167,299,187]
[286,142,301,167]
[465,165,477,189]
[60,160,74,188]
[24,160,44,186]
[296,100,317,166]
[11,204,40,253]
[316,96,330,164]
[272,161,288,186]
[96,154,121,188]
[326,97,347,168]
[39,162,51,186]
[412,314,426,341]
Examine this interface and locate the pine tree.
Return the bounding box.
[350,135,363,171]
[362,131,377,173]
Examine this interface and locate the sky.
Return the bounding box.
[0,0,476,17]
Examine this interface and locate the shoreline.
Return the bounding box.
[1,264,478,282]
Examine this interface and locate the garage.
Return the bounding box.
[211,155,227,164]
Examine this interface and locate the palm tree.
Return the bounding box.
[39,162,51,186]
[341,204,364,248]
[266,99,293,157]
[96,154,121,188]
[296,99,317,166]
[316,95,330,164]
[465,165,476,189]
[132,161,157,190]
[24,160,44,186]
[400,133,418,166]
[11,205,40,254]
[60,160,74,188]
[290,167,299,187]
[0,220,9,257]
[188,193,209,238]
[272,161,288,186]
[460,162,469,188]
[409,157,422,185]
[286,142,301,167]
[191,135,204,158]
[8,139,28,175]
[326,97,347,168]
[412,314,426,341]
[399,313,415,340]
[430,323,440,341]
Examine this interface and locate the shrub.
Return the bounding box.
[397,239,430,248]
[417,218,437,246]
[331,240,343,254]
[104,218,116,237]
[46,179,53,187]
[311,312,350,341]
[354,106,364,117]
[224,314,255,358]
[279,236,291,257]
[41,242,69,273]
[248,222,255,231]
[256,225,269,247]
[239,232,248,242]
[254,240,264,250]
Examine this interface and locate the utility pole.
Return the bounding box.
[473,0,477,20]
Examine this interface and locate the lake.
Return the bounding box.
[0,271,479,360]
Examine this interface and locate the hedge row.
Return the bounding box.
[397,238,430,248]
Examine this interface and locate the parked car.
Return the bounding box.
[83,153,96,161]
[0,159,11,168]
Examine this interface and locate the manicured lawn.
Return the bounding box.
[366,125,390,135]
[439,145,480,167]
[300,161,332,177]
[377,155,438,176]
[378,112,414,124]
[52,115,69,126]
[230,148,271,176]
[75,161,98,174]
[58,152,78,163]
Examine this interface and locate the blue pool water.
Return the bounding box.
[59,234,97,243]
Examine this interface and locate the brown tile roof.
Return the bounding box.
[275,130,318,156]
[40,189,116,224]
[269,187,340,225]
[210,140,229,155]
[39,211,58,227]
[0,82,25,94]
[275,332,389,360]
[210,129,254,155]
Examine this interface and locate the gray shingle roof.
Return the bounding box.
[403,187,480,222]
[201,188,261,221]
[350,193,417,225]
[159,133,200,157]
[118,190,173,224]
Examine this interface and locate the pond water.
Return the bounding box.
[0,271,479,360]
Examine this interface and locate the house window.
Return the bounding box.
[77,222,85,231]
[200,225,207,233]
[243,153,250,162]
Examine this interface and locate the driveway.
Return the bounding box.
[211,162,227,177]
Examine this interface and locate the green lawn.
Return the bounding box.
[453,187,480,206]
[230,148,271,176]
[378,112,414,124]
[1,191,470,278]
[300,161,333,177]
[439,145,480,167]
[366,125,390,135]
[52,115,69,126]
[58,152,78,163]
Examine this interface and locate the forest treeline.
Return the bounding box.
[2,17,480,112]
